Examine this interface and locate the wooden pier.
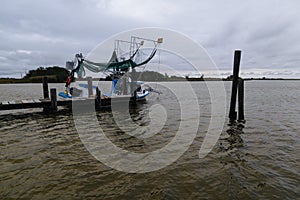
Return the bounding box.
[0,77,137,113]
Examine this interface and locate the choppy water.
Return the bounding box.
[0,81,299,199]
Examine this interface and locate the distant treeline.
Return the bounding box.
[2,67,296,84]
[99,71,191,81]
[0,66,69,84]
[107,71,186,82]
[77,71,188,82]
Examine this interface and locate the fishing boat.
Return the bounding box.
[59,36,163,101]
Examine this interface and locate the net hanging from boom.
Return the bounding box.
[69,37,162,78]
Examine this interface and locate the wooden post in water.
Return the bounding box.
[43,76,49,99]
[229,50,241,121]
[238,79,245,122]
[87,77,93,97]
[96,87,101,108]
[133,90,137,102]
[50,88,57,112]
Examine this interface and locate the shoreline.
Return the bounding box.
[1,77,300,84]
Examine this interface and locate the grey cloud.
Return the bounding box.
[0,0,151,77]
[0,0,300,78]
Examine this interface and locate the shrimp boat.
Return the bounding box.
[59,36,163,101]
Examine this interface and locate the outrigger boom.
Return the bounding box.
[60,36,163,100]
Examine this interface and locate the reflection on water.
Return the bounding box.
[219,122,245,151]
[0,81,299,199]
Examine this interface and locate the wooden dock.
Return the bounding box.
[0,77,137,113]
[1,99,46,110]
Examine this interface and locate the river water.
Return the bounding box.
[0,81,299,199]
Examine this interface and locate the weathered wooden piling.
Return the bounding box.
[87,77,93,97]
[229,50,241,121]
[42,76,50,113]
[238,79,245,122]
[43,76,49,99]
[96,87,101,108]
[133,90,137,102]
[50,88,57,112]
[42,88,58,113]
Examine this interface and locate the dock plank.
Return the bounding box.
[1,95,137,112]
[21,100,35,103]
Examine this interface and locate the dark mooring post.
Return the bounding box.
[133,90,137,102]
[87,77,93,97]
[238,79,245,122]
[229,50,242,121]
[43,76,49,99]
[96,87,101,108]
[50,88,57,112]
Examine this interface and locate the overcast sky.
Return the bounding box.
[1,0,300,78]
